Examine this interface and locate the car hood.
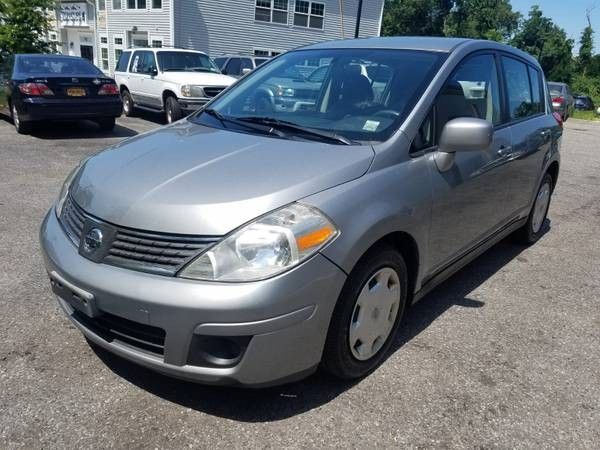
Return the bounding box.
[159,71,236,86]
[72,120,375,235]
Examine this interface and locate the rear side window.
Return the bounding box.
[502,56,536,120]
[115,51,131,72]
[436,54,501,139]
[528,66,544,114]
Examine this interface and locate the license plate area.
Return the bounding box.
[49,271,98,317]
[67,87,86,97]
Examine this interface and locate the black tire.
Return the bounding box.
[514,173,554,245]
[321,244,408,380]
[121,89,135,117]
[165,96,182,124]
[11,103,32,134]
[96,117,116,131]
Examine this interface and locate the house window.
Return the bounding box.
[127,0,146,9]
[100,36,108,44]
[115,49,123,65]
[151,39,163,48]
[49,33,57,41]
[152,0,162,8]
[98,0,106,10]
[255,0,288,24]
[254,48,282,57]
[112,0,121,9]
[254,49,269,57]
[294,1,324,29]
[114,37,123,45]
[100,47,109,71]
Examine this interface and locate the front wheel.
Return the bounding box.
[514,173,553,244]
[321,244,408,379]
[121,89,135,117]
[165,96,182,124]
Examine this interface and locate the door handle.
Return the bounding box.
[497,145,512,156]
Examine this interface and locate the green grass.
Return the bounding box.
[572,109,600,121]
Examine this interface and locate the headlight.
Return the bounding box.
[55,161,85,217]
[181,85,192,97]
[178,203,339,282]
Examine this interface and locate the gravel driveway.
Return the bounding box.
[0,116,598,448]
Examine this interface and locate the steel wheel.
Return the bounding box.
[349,267,401,361]
[531,181,551,233]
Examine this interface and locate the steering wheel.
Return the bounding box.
[373,109,400,118]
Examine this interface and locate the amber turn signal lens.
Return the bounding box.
[296,225,335,251]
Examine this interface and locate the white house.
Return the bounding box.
[51,1,384,74]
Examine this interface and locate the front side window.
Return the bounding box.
[192,48,444,142]
[436,53,501,138]
[294,1,325,29]
[224,58,242,76]
[115,51,131,72]
[502,56,536,120]
[255,0,288,24]
[156,51,219,73]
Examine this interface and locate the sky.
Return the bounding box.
[511,0,600,54]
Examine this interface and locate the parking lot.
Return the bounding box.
[0,114,598,448]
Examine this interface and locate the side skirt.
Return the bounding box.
[412,217,527,305]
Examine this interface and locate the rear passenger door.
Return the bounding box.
[501,55,556,219]
[427,53,513,273]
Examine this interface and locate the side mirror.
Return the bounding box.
[241,67,252,75]
[149,67,158,77]
[435,118,493,172]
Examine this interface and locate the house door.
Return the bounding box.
[80,45,93,62]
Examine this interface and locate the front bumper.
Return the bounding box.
[40,210,346,386]
[20,97,123,121]
[177,97,210,113]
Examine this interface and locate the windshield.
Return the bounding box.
[191,48,444,142]
[16,56,103,76]
[157,51,220,73]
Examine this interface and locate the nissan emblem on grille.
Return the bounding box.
[83,228,103,253]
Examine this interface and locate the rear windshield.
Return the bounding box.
[157,51,220,73]
[16,56,103,76]
[548,83,563,96]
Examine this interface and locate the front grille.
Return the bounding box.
[203,86,226,98]
[60,195,220,276]
[73,310,166,356]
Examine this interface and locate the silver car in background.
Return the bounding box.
[40,37,561,387]
[548,81,574,121]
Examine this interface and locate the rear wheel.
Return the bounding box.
[514,173,553,244]
[11,103,32,134]
[96,117,116,131]
[321,244,408,379]
[121,89,135,117]
[165,96,182,124]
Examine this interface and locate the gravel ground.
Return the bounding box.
[0,115,598,449]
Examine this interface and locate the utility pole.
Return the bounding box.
[354,0,363,38]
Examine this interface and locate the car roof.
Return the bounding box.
[130,48,208,56]
[299,36,539,65]
[16,53,85,59]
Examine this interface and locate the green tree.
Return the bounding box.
[578,25,594,75]
[381,0,453,37]
[443,0,521,42]
[511,6,573,82]
[0,0,55,59]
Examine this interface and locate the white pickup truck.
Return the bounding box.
[114,48,236,123]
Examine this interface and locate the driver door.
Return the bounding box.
[426,53,512,274]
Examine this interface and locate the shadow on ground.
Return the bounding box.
[91,213,549,422]
[1,115,139,139]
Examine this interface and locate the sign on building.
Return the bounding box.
[59,3,88,27]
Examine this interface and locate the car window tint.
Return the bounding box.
[213,57,227,69]
[240,58,253,71]
[16,56,103,75]
[226,58,242,75]
[255,58,268,66]
[130,52,142,73]
[115,51,131,72]
[436,54,501,139]
[145,52,157,72]
[528,66,543,114]
[502,56,536,120]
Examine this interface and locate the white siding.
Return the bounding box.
[174,0,384,56]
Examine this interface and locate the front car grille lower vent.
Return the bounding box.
[59,195,220,276]
[72,310,166,356]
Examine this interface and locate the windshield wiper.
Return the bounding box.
[237,117,353,145]
[202,109,285,137]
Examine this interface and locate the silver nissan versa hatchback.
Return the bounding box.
[40,37,561,387]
